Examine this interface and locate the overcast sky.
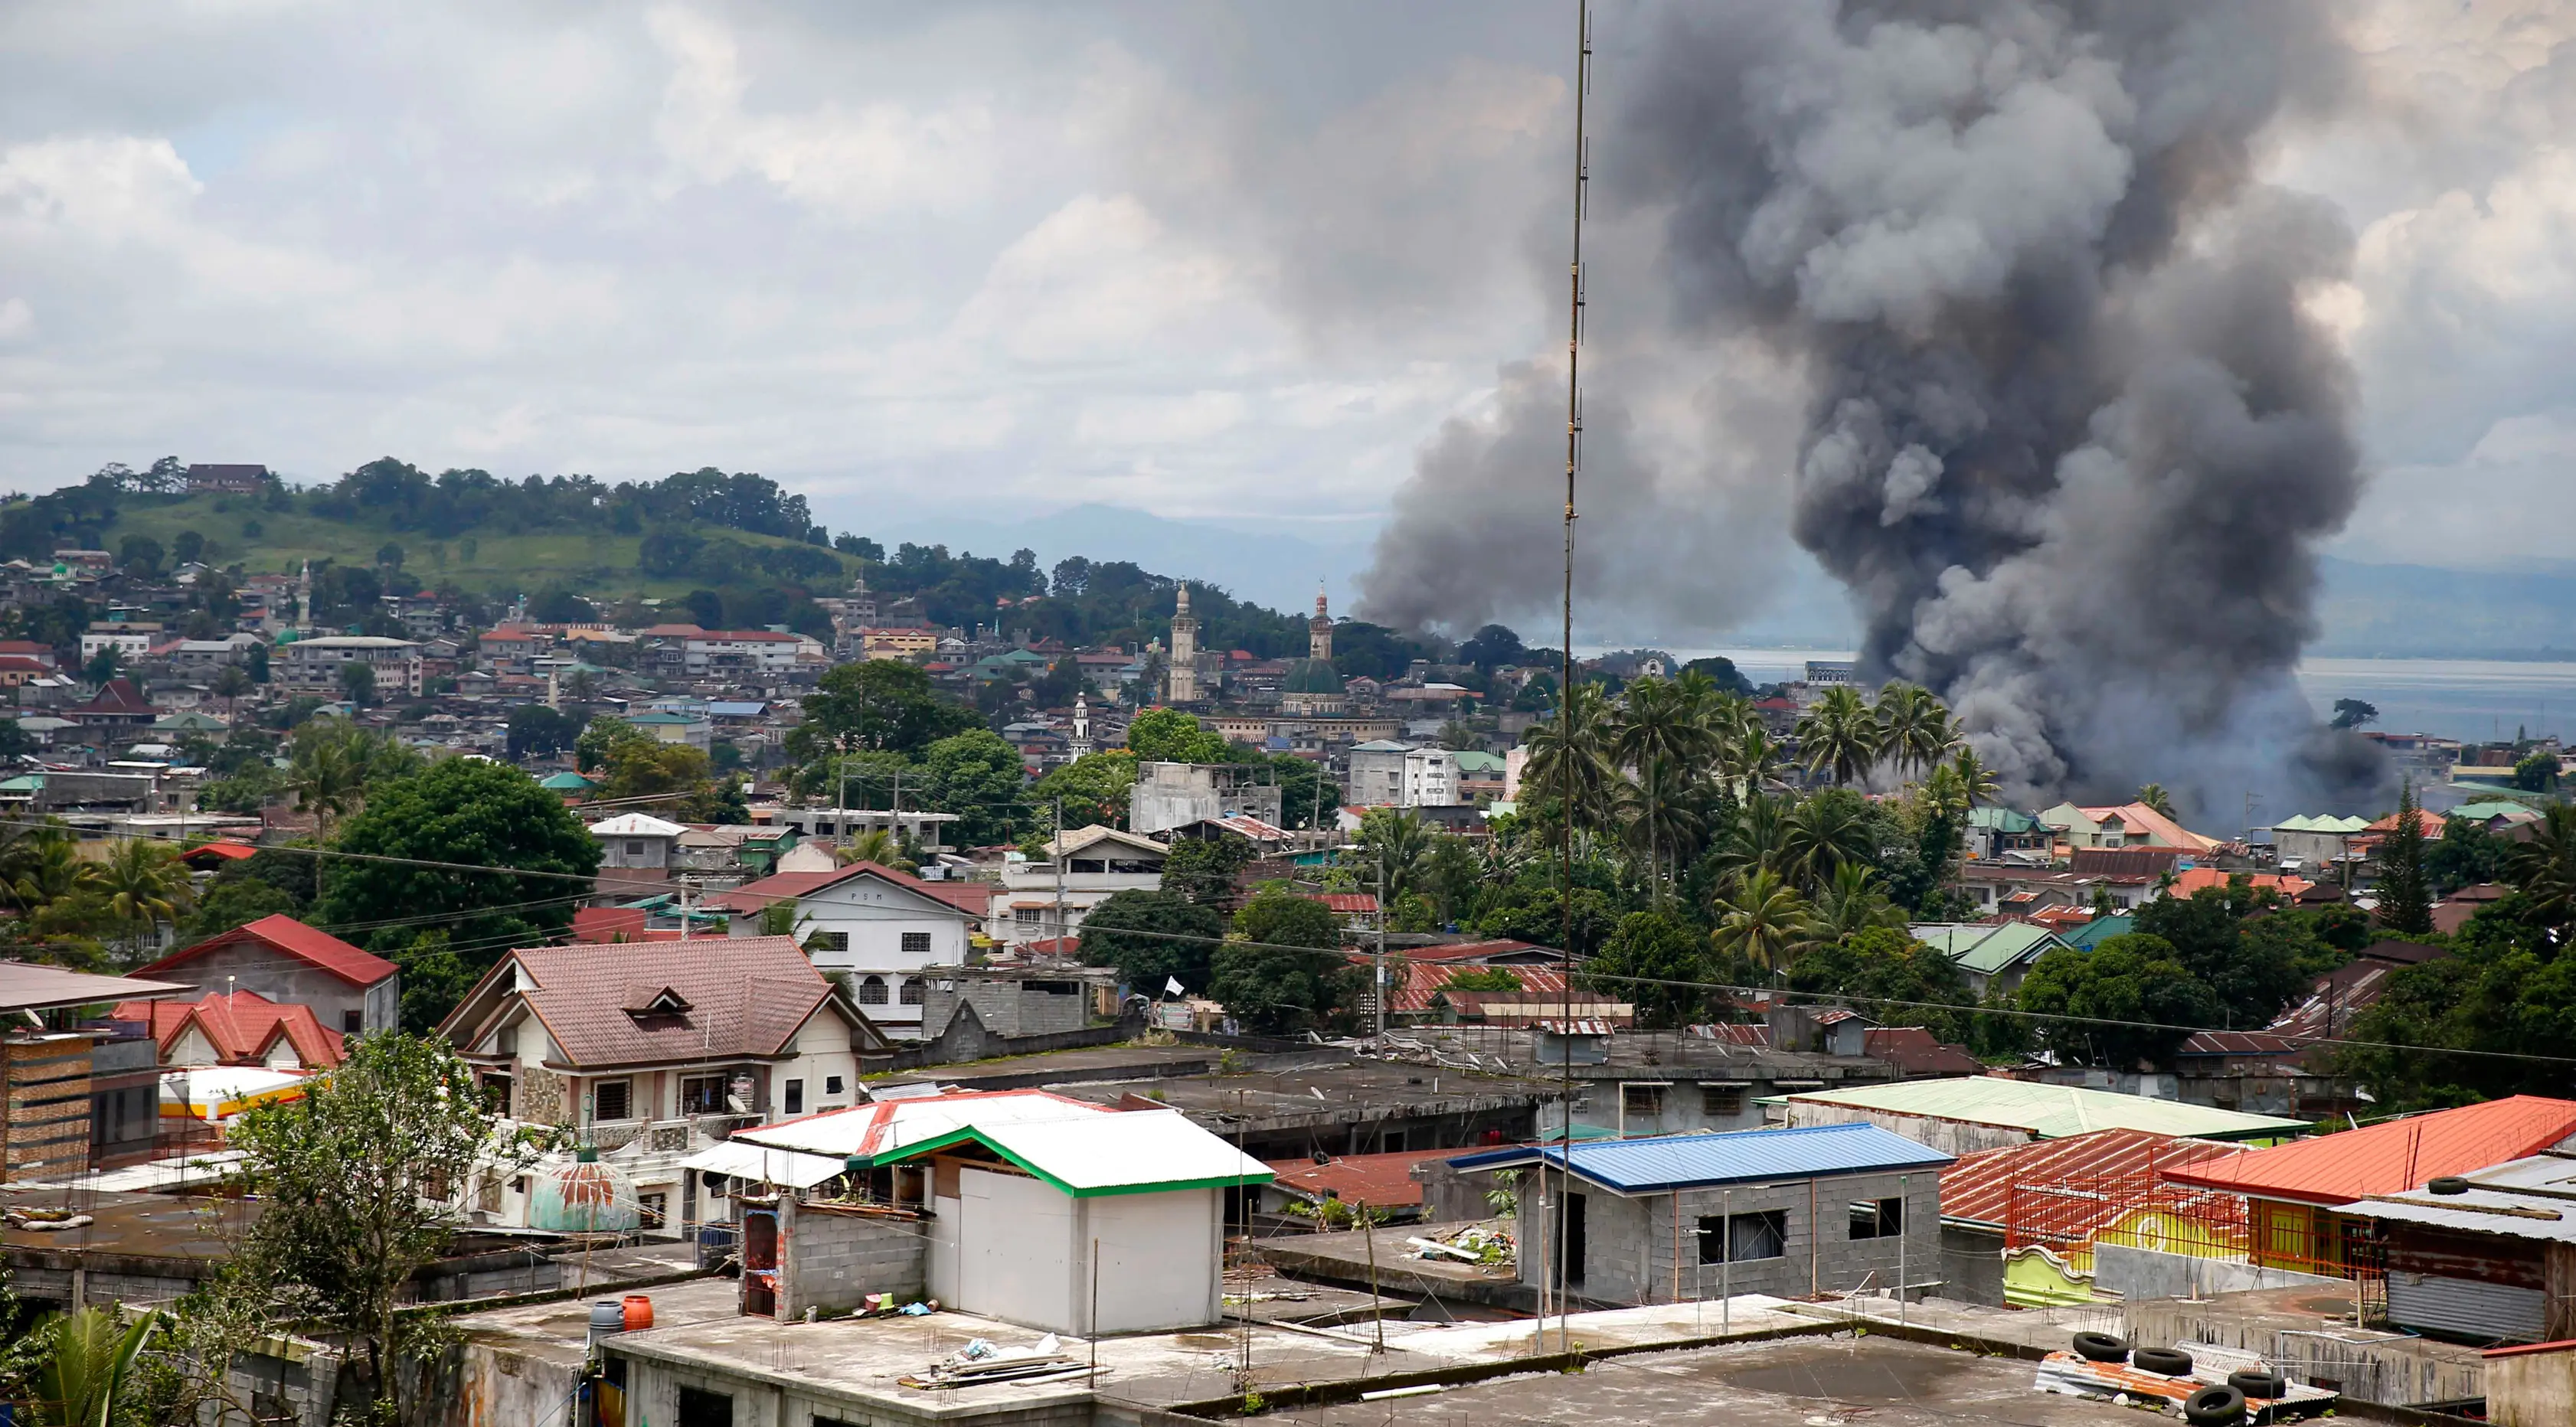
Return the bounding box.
[3,2,2574,615]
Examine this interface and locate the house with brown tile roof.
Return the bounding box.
[440,936,890,1133]
[707,863,985,1039]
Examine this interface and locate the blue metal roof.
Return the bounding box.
[1448,1122,1953,1194]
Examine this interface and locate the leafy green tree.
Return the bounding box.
[920,729,1031,846]
[1788,925,1976,1042]
[183,877,301,940]
[317,760,599,1027]
[2375,782,2436,937]
[1263,752,1342,831]
[2336,893,2576,1108]
[1077,888,1224,993]
[1125,707,1232,763]
[1029,751,1136,829]
[2015,934,2222,1067]
[1585,909,1708,1027]
[505,704,584,761]
[224,1034,548,1423]
[1443,965,1524,993]
[1469,880,1622,956]
[337,660,376,706]
[1213,887,1361,1032]
[2130,884,2304,1029]
[1161,835,1252,907]
[2514,751,2561,792]
[2329,698,2378,729]
[788,660,979,762]
[2426,815,2512,894]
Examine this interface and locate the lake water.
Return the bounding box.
[1647,647,2576,746]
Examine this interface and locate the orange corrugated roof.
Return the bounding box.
[2162,1096,2576,1206]
[1943,1127,2241,1229]
[2169,867,2313,900]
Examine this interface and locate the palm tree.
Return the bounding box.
[1723,720,1787,792]
[1873,682,1958,782]
[1950,746,2000,808]
[8,831,100,913]
[94,838,192,963]
[1780,793,1875,891]
[22,1306,159,1427]
[1710,869,1813,977]
[1921,762,1972,824]
[287,736,365,842]
[1615,755,1704,903]
[211,664,253,722]
[2508,804,2576,941]
[1796,686,1882,787]
[1358,808,1437,908]
[1521,681,1620,831]
[1807,861,1906,944]
[1613,678,1715,902]
[2136,782,2176,818]
[836,828,899,866]
[1708,794,1793,890]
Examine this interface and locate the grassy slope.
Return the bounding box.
[102,494,861,597]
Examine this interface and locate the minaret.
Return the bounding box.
[1166,585,1199,703]
[1309,584,1333,664]
[1070,690,1093,758]
[295,560,313,631]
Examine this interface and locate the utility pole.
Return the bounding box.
[1052,797,1067,950]
[1553,0,1593,1360]
[1374,851,1388,1040]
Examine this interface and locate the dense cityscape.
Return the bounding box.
[6,5,2576,1427]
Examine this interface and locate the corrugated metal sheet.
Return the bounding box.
[1940,1128,2242,1228]
[1450,1121,1952,1194]
[2334,1150,2576,1246]
[2168,1096,2576,1205]
[2388,1271,2545,1343]
[1773,1077,2308,1141]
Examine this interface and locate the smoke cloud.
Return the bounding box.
[1364,0,2387,809]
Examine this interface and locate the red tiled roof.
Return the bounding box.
[705,860,983,917]
[1941,1128,2241,1229]
[2162,1096,2576,1206]
[568,906,685,943]
[441,936,848,1069]
[111,989,345,1069]
[1262,1148,1489,1209]
[181,841,259,863]
[144,914,396,988]
[0,656,49,673]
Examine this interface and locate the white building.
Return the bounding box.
[590,811,688,876]
[80,625,161,663]
[710,861,983,1038]
[1345,740,1461,808]
[1002,825,1169,947]
[682,629,822,677]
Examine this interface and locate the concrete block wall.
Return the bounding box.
[1518,1167,1943,1306]
[776,1197,928,1319]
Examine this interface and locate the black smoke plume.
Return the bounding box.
[1362,0,2385,810]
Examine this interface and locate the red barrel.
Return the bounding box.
[621,1295,654,1331]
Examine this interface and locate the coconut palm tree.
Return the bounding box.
[1780,793,1875,891]
[1709,869,1813,977]
[1358,808,1437,908]
[8,831,100,913]
[21,1306,159,1427]
[1807,861,1906,945]
[1521,681,1620,831]
[2136,782,2176,818]
[93,838,193,963]
[1707,792,1794,890]
[2508,804,2576,942]
[835,828,900,867]
[1615,755,1704,903]
[286,736,365,843]
[1796,685,1882,787]
[1921,762,1972,824]
[1613,678,1715,902]
[1872,682,1959,783]
[211,664,253,721]
[1950,746,2001,808]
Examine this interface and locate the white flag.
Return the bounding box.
[1165,976,1185,998]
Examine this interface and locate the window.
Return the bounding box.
[858,975,889,1005]
[479,1073,512,1114]
[592,1079,631,1122]
[342,1009,364,1034]
[784,1079,804,1115]
[681,1075,728,1115]
[901,932,932,958]
[808,932,848,953]
[639,1192,666,1229]
[1698,1210,1787,1263]
[677,1385,734,1427]
[1621,1083,1666,1117]
[899,977,926,1005]
[1849,1197,1904,1240]
[1702,1085,1746,1117]
[625,840,646,857]
[825,1075,844,1096]
[1015,907,1044,926]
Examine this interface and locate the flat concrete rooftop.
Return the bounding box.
[1273,1334,2176,1427]
[456,1276,746,1371]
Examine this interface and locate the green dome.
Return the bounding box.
[1282,658,1345,695]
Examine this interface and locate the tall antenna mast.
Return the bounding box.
[1556,0,1591,1360]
